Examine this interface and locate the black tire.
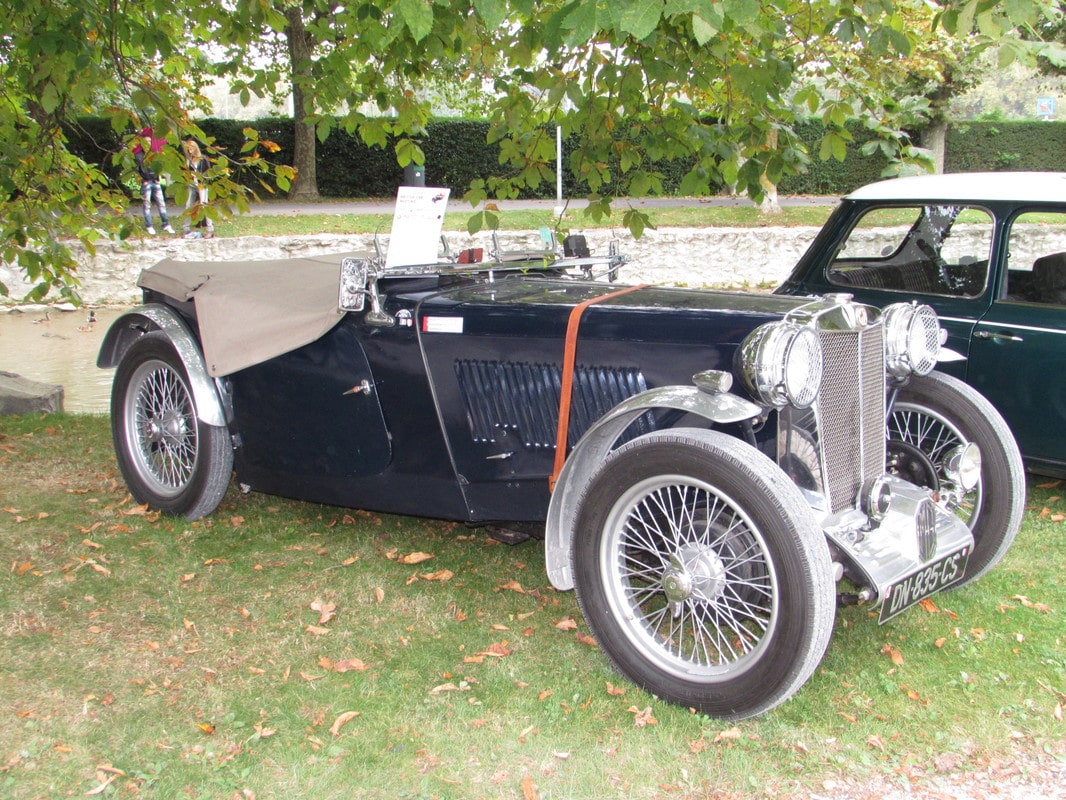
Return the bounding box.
[572,429,836,720]
[889,371,1024,586]
[111,332,232,519]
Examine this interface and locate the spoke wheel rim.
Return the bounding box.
[889,402,981,527]
[123,358,198,498]
[599,475,779,680]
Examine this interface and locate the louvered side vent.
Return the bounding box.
[813,325,887,514]
[455,360,651,449]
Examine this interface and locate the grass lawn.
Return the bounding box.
[209,203,837,239]
[0,413,1063,799]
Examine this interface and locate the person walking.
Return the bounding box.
[132,127,175,235]
[181,139,215,239]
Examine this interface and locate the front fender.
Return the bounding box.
[97,304,226,428]
[544,384,762,590]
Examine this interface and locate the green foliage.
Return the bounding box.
[4,0,1066,298]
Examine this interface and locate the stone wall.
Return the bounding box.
[1,227,822,306]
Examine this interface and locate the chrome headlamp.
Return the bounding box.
[883,302,940,378]
[738,321,823,408]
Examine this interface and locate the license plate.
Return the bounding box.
[879,547,970,624]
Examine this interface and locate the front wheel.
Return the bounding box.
[572,429,836,720]
[111,331,232,519]
[889,371,1025,586]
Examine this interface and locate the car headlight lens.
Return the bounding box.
[739,321,823,408]
[883,303,940,378]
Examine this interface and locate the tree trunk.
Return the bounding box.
[284,7,319,200]
[759,128,782,214]
[922,120,948,175]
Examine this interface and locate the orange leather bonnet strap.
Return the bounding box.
[550,284,649,492]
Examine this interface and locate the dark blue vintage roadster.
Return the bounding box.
[97,235,1024,719]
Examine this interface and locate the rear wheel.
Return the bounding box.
[111,332,232,519]
[572,429,835,720]
[889,371,1024,585]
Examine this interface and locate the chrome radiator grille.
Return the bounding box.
[813,324,886,514]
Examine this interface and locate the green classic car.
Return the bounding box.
[779,171,1066,478]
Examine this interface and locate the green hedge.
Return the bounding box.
[945,120,1066,172]
[62,116,1066,199]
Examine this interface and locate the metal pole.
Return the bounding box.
[555,125,564,217]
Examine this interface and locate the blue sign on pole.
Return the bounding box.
[1037,97,1056,118]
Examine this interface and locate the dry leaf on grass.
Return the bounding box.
[880,643,905,665]
[1014,595,1052,613]
[329,710,361,736]
[310,598,336,624]
[420,569,453,581]
[626,705,658,727]
[713,727,743,743]
[398,551,434,565]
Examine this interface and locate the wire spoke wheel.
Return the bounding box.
[573,429,834,720]
[888,402,980,527]
[889,372,1024,585]
[126,359,198,498]
[111,331,232,519]
[603,477,776,677]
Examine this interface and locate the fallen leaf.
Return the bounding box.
[329,710,361,736]
[478,641,513,658]
[521,775,538,800]
[606,682,626,697]
[429,682,470,694]
[310,599,336,625]
[196,723,216,735]
[1013,595,1052,613]
[333,658,369,673]
[881,643,905,666]
[15,561,34,576]
[538,690,553,701]
[918,598,940,614]
[627,705,658,727]
[374,587,385,603]
[713,727,743,743]
[496,580,526,594]
[398,551,434,565]
[867,734,885,751]
[554,617,578,631]
[420,569,453,582]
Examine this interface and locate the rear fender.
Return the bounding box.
[544,384,762,590]
[97,304,227,428]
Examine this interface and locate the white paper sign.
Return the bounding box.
[385,186,450,268]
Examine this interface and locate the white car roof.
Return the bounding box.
[846,171,1066,203]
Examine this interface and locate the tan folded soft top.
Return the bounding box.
[138,254,362,377]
